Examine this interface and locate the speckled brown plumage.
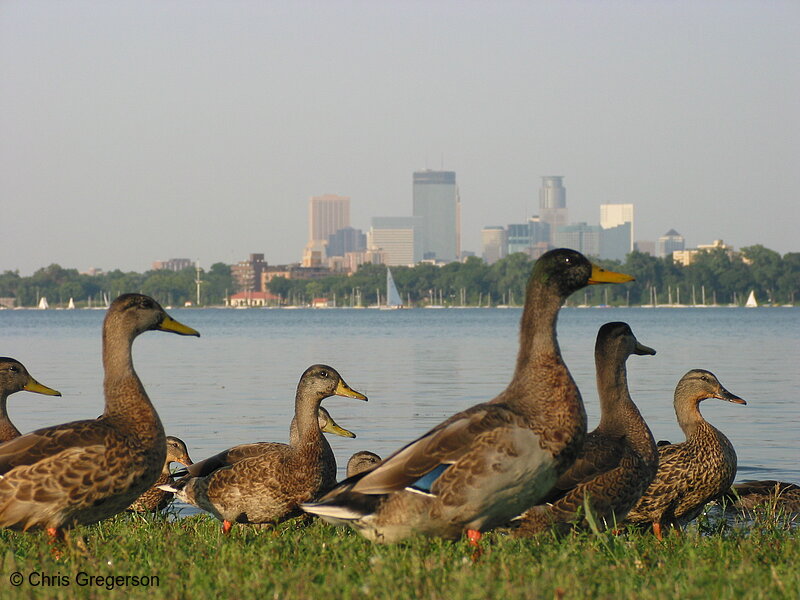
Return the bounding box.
[515,322,658,536]
[721,480,800,513]
[0,358,61,443]
[127,436,193,512]
[0,294,199,532]
[625,369,746,535]
[167,365,366,529]
[347,451,382,478]
[303,249,634,543]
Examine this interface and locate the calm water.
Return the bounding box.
[1,306,798,516]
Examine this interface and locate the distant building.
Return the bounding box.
[368,217,424,266]
[672,239,735,266]
[152,258,193,272]
[326,227,367,257]
[539,176,568,246]
[554,223,601,257]
[412,170,460,262]
[634,240,656,256]
[481,226,507,265]
[657,229,685,258]
[507,223,531,255]
[309,194,350,247]
[599,204,634,261]
[231,253,267,293]
[228,291,280,308]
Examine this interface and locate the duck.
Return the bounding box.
[346,451,382,478]
[302,248,633,544]
[0,293,199,539]
[625,369,746,539]
[721,480,800,514]
[514,321,658,536]
[0,358,61,443]
[128,436,194,513]
[163,364,366,534]
[289,406,356,445]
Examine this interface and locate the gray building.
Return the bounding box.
[481,226,507,265]
[539,176,568,246]
[327,227,366,257]
[412,170,460,262]
[369,217,424,266]
[554,223,601,257]
[657,229,685,258]
[600,222,633,262]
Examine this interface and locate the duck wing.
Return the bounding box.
[0,420,111,474]
[184,442,287,478]
[347,403,522,496]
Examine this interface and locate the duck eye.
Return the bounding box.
[9,365,19,373]
[319,370,329,378]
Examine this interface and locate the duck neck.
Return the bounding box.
[595,352,631,434]
[512,279,564,386]
[674,395,705,440]
[101,323,160,436]
[293,391,324,448]
[0,394,21,441]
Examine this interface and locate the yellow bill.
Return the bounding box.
[334,379,368,401]
[322,419,357,439]
[158,315,201,337]
[23,377,61,396]
[588,264,635,285]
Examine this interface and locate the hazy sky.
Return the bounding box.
[2,1,798,274]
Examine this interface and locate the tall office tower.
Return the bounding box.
[481,226,507,265]
[528,216,551,258]
[326,227,367,257]
[600,203,635,261]
[369,217,424,266]
[539,176,568,245]
[657,229,685,258]
[309,194,351,246]
[412,170,460,262]
[554,223,601,257]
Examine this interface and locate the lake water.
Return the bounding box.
[1,306,798,517]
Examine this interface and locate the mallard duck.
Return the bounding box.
[0,294,199,539]
[514,322,658,536]
[128,436,193,513]
[721,480,800,513]
[625,369,746,538]
[163,364,366,533]
[302,248,633,544]
[0,358,61,443]
[346,451,382,478]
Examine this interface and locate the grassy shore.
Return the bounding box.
[0,509,797,600]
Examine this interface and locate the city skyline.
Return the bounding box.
[2,2,798,275]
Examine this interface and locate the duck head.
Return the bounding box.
[317,406,357,438]
[0,358,61,398]
[532,249,634,299]
[298,364,368,403]
[105,293,200,338]
[675,369,746,407]
[595,322,656,360]
[165,435,193,467]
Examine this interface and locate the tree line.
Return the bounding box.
[1,245,797,308]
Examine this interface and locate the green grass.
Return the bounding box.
[0,509,797,600]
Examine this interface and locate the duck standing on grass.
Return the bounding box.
[0,358,61,443]
[625,369,746,539]
[128,436,194,513]
[514,322,658,536]
[302,248,633,545]
[0,294,199,543]
[163,364,367,534]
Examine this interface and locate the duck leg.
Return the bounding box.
[46,527,66,559]
[467,529,483,561]
[651,522,663,541]
[222,520,233,535]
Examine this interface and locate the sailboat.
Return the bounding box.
[37,297,49,310]
[745,290,758,308]
[382,268,403,309]
[67,297,76,310]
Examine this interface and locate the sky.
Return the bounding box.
[1,1,798,275]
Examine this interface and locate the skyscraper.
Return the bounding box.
[657,229,685,258]
[600,203,634,261]
[539,176,568,246]
[481,226,507,265]
[369,217,424,266]
[308,194,350,247]
[412,170,460,262]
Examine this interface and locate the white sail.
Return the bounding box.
[67,297,75,310]
[745,290,758,308]
[385,268,403,308]
[37,297,49,310]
